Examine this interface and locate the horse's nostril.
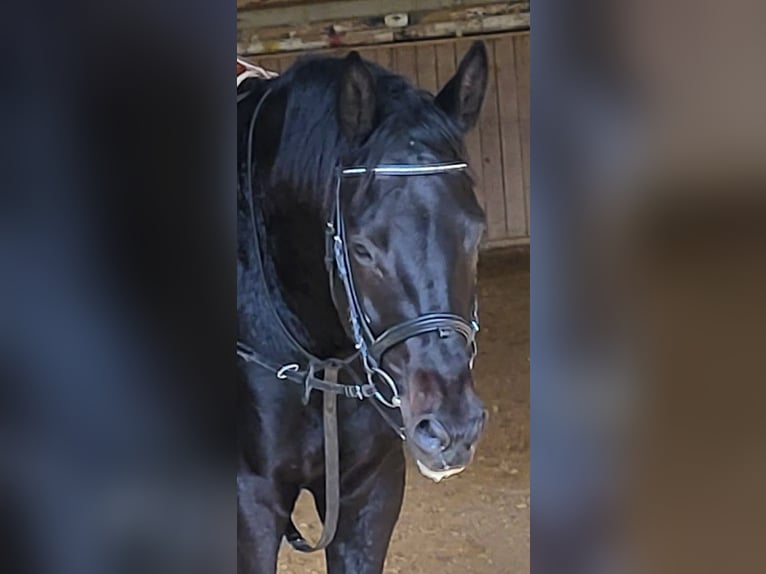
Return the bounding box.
[413,416,451,454]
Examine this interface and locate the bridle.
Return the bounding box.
[326,163,480,410]
[237,86,480,418]
[236,85,480,552]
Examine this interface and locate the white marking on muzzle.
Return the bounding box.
[416,460,466,483]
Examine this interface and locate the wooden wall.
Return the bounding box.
[250,31,530,248]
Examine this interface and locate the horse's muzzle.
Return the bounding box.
[408,406,487,474]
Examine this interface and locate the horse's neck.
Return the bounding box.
[259,192,351,358]
[238,83,352,359]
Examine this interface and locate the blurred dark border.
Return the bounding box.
[1,2,235,573]
[532,2,766,573]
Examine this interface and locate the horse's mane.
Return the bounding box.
[266,54,467,208]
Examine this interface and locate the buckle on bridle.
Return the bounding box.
[369,367,401,409]
[345,383,376,400]
[277,363,300,379]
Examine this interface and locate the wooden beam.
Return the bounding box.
[237,0,344,8]
[238,0,526,29]
[238,2,529,55]
[482,236,529,250]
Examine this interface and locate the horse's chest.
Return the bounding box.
[294,412,327,479]
[243,373,391,484]
[282,406,384,485]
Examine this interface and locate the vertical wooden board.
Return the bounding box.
[494,36,526,238]
[520,116,530,233]
[514,35,530,121]
[261,56,277,72]
[475,39,507,241]
[360,47,379,65]
[514,34,531,233]
[455,39,485,218]
[416,44,438,94]
[254,54,280,72]
[434,42,456,88]
[394,45,418,85]
[375,47,393,71]
[356,47,376,63]
[279,54,298,73]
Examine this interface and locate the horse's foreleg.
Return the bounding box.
[237,473,293,574]
[319,448,406,574]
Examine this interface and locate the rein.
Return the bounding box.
[237,85,479,553]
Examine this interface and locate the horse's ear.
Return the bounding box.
[435,41,488,132]
[338,51,376,144]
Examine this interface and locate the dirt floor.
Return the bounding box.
[278,248,530,573]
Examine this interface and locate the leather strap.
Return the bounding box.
[236,342,375,401]
[368,313,476,363]
[284,367,341,552]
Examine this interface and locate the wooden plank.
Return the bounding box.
[244,30,530,60]
[279,53,298,72]
[251,52,278,71]
[237,0,294,9]
[356,47,377,65]
[482,236,529,250]
[475,38,507,241]
[362,48,379,65]
[455,39,486,220]
[494,35,526,238]
[514,34,530,233]
[375,46,393,71]
[434,41,456,89]
[238,0,528,24]
[416,44,438,94]
[237,2,529,54]
[248,56,277,73]
[395,45,418,85]
[238,0,333,8]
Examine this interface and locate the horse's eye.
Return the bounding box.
[351,240,375,265]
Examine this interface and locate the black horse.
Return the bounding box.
[237,42,490,573]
